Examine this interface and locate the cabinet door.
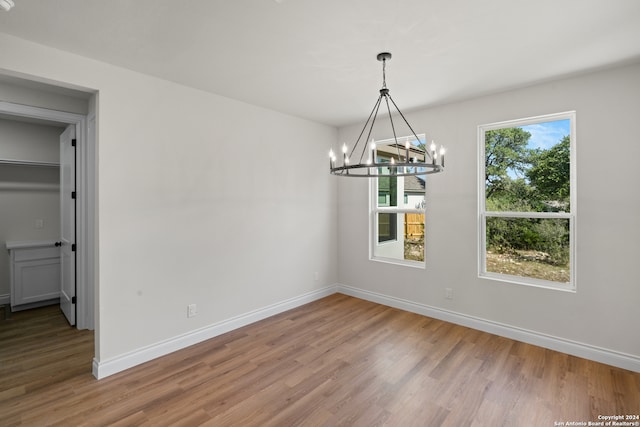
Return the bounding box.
[12,259,61,306]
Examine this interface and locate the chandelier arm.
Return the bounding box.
[383,94,402,161]
[387,94,433,161]
[350,95,383,161]
[359,96,384,164]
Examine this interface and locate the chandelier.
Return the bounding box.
[329,52,445,177]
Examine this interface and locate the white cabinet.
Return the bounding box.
[6,240,60,311]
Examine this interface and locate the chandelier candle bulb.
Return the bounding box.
[371,141,377,164]
[342,143,348,166]
[430,141,437,165]
[439,146,446,167]
[405,140,410,163]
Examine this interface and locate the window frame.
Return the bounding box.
[478,111,577,291]
[369,135,427,269]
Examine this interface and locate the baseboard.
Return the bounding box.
[0,293,9,305]
[93,282,640,379]
[337,284,640,373]
[93,285,338,379]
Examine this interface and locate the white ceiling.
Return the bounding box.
[1,0,639,127]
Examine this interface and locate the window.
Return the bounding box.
[371,135,427,267]
[478,112,576,290]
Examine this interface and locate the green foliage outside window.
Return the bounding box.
[485,125,571,271]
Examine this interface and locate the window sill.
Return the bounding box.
[370,256,425,269]
[479,271,576,292]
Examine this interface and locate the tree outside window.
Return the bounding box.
[479,112,575,290]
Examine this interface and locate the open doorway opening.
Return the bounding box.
[1,117,66,317]
[0,73,97,358]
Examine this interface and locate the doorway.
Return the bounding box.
[0,100,96,331]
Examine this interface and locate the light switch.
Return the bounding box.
[35,219,44,229]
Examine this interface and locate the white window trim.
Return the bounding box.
[478,111,577,291]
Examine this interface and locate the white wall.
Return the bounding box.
[0,118,62,300]
[0,33,338,372]
[338,62,640,364]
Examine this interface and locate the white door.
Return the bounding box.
[60,125,76,326]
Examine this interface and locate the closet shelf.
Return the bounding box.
[0,159,60,168]
[0,182,60,191]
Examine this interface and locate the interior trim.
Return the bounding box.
[93,285,338,379]
[338,284,640,373]
[93,282,640,379]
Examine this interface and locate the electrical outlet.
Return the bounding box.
[187,304,197,318]
[35,219,44,229]
[445,288,453,300]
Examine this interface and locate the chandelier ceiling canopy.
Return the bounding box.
[0,0,15,12]
[329,53,445,178]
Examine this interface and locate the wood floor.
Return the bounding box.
[1,294,639,426]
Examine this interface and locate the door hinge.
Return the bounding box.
[71,244,76,252]
[71,191,76,199]
[71,138,76,147]
[72,296,77,304]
